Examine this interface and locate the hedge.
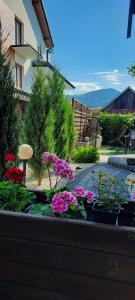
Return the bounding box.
[99,112,133,145]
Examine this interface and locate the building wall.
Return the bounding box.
[0,0,47,92]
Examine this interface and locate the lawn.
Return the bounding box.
[99,146,135,156]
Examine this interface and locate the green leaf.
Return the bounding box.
[29,203,54,217]
[29,204,45,215]
[77,205,87,219]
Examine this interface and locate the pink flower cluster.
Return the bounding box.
[54,159,75,181]
[73,187,94,203]
[42,152,58,165]
[51,191,78,213]
[51,188,94,214]
[41,152,75,182]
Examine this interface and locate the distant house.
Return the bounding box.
[0,0,74,115]
[103,87,135,114]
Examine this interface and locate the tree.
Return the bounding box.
[44,107,56,153]
[48,69,76,159]
[128,63,135,77]
[24,68,47,185]
[0,25,19,179]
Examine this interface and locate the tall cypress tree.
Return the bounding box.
[48,69,75,159]
[44,107,56,153]
[0,25,19,179]
[24,68,48,185]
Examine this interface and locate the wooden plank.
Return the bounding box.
[0,281,86,300]
[0,237,135,284]
[0,259,135,300]
[0,212,135,256]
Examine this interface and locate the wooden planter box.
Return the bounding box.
[0,211,135,299]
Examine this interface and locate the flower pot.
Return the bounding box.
[23,204,33,213]
[118,211,135,227]
[92,204,119,225]
[27,189,47,203]
[118,202,135,227]
[84,201,94,221]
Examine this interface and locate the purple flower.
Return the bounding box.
[72,187,86,198]
[42,152,58,165]
[54,159,75,181]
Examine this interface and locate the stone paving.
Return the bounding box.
[67,162,131,193]
[25,154,134,193]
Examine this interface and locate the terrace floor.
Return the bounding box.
[67,162,131,194]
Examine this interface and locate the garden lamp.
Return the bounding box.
[18,144,33,185]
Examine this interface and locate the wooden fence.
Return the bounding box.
[71,98,91,141]
[0,211,135,299]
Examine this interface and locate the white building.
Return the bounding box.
[0,0,74,113]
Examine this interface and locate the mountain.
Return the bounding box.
[67,88,120,108]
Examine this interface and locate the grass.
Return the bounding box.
[99,146,135,156]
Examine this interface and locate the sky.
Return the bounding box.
[45,0,135,94]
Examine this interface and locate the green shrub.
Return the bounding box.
[72,146,99,163]
[0,182,32,212]
[99,112,133,145]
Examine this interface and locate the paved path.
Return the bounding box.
[67,162,131,193]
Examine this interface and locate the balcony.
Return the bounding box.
[11,44,42,60]
[14,88,30,102]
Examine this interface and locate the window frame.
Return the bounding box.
[15,18,22,45]
[15,63,23,89]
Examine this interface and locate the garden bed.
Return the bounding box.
[0,210,135,299]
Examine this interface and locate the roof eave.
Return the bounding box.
[32,0,54,49]
[32,61,75,89]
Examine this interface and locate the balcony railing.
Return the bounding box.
[14,88,30,102]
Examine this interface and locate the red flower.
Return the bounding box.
[4,154,16,161]
[5,167,25,184]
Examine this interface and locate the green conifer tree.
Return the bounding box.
[24,69,47,185]
[0,25,19,179]
[48,69,75,159]
[44,107,56,153]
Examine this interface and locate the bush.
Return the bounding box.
[72,146,99,163]
[0,182,31,212]
[99,112,133,145]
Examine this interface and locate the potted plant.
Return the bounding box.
[72,187,94,221]
[91,171,128,225]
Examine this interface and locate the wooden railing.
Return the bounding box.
[71,98,91,141]
[14,88,30,102]
[0,211,135,299]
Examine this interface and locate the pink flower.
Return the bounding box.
[72,187,86,198]
[42,152,58,165]
[59,191,78,206]
[86,191,94,203]
[51,191,78,214]
[51,196,68,213]
[54,159,75,181]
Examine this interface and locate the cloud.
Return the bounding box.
[130,85,135,90]
[65,81,102,95]
[92,69,122,85]
[93,69,119,75]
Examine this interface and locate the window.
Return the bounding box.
[15,18,22,45]
[15,64,22,89]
